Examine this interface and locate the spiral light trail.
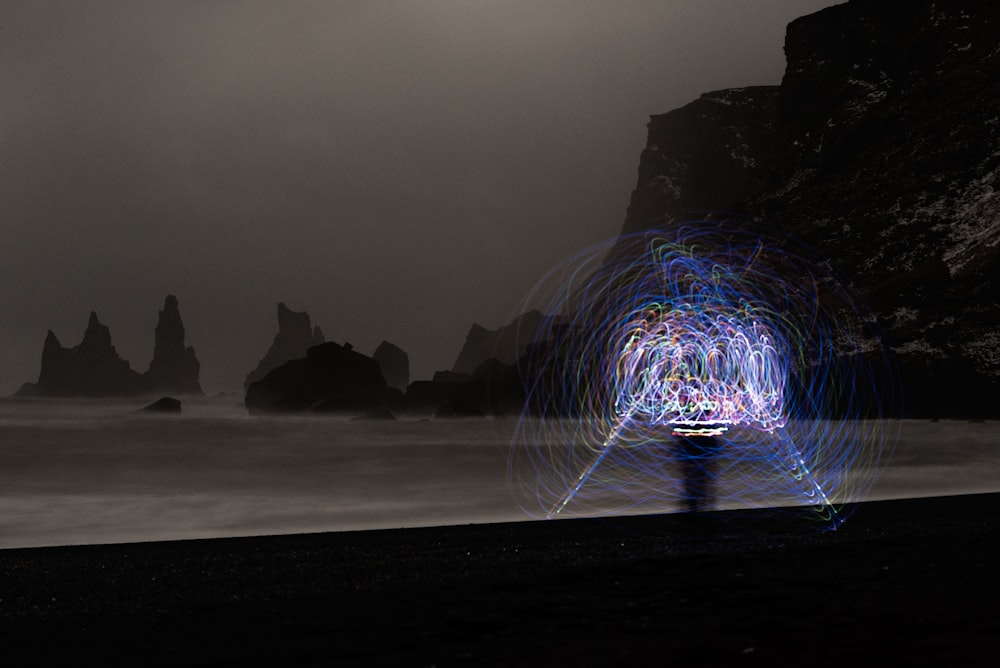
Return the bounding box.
[508,224,899,528]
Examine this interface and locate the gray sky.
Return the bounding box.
[0,0,835,394]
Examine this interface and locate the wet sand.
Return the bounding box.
[1,493,997,666]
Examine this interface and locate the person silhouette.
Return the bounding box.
[674,431,722,513]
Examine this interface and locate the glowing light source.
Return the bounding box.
[508,223,899,528]
[612,307,786,432]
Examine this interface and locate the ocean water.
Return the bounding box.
[1,396,998,549]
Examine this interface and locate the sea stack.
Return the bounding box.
[143,295,202,395]
[244,303,325,390]
[17,295,203,397]
[21,312,142,396]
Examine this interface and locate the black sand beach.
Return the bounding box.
[2,493,997,666]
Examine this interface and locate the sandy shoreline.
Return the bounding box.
[1,493,998,666]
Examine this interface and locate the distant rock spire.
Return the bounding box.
[143,295,202,395]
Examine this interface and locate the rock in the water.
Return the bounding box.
[372,341,409,392]
[22,312,143,396]
[143,295,202,395]
[245,341,392,414]
[140,396,182,413]
[244,303,325,390]
[619,0,1000,417]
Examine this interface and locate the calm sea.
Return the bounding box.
[1,396,998,549]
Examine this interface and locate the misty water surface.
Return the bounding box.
[1,397,998,549]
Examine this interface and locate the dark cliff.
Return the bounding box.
[622,0,1000,417]
[622,86,782,233]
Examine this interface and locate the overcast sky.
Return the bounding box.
[0,0,835,394]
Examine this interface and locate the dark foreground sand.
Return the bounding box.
[1,494,998,666]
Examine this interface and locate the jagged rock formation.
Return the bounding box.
[17,296,202,397]
[144,295,202,395]
[621,0,1000,417]
[18,312,143,396]
[372,341,409,391]
[244,303,325,390]
[452,310,546,375]
[244,341,399,414]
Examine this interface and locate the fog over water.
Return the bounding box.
[2,397,998,549]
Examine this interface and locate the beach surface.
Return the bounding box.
[1,493,997,666]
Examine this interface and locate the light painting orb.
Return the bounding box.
[508,223,900,528]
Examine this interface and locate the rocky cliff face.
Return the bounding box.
[622,0,1000,417]
[244,303,325,390]
[144,295,202,395]
[622,86,782,232]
